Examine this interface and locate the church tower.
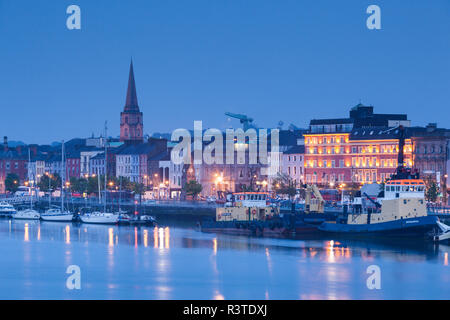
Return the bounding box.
[120,60,144,144]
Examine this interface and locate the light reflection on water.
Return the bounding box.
[0,219,448,299]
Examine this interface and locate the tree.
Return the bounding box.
[183,180,203,200]
[425,179,439,203]
[272,173,297,201]
[130,182,145,196]
[5,173,20,193]
[68,177,88,194]
[38,173,61,192]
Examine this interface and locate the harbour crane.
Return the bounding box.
[225,112,256,131]
[303,184,325,214]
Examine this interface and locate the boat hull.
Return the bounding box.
[318,215,438,237]
[14,210,40,220]
[0,210,16,217]
[200,220,292,236]
[80,215,119,224]
[41,214,73,222]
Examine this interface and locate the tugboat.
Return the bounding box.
[200,192,291,236]
[319,126,438,238]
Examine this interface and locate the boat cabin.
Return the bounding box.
[232,192,269,208]
[384,179,425,200]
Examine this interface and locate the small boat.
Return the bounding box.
[41,142,73,222]
[14,208,40,220]
[117,211,132,224]
[80,126,118,226]
[129,214,156,226]
[80,212,119,224]
[15,149,40,220]
[41,208,73,222]
[0,201,16,217]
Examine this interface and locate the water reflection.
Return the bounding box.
[2,220,447,267]
[24,223,29,242]
[108,228,114,247]
[65,225,70,244]
[0,219,447,299]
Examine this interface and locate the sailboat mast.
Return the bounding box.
[28,148,32,209]
[61,141,65,211]
[104,122,108,213]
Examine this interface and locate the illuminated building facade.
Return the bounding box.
[411,123,450,202]
[304,104,413,185]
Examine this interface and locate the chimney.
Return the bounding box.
[3,136,7,152]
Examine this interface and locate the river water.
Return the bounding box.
[0,218,448,300]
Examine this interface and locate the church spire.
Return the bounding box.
[124,59,139,111]
[120,59,144,144]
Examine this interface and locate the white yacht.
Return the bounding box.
[14,149,40,220]
[41,208,73,222]
[41,142,73,222]
[14,208,40,220]
[80,212,119,224]
[0,202,16,217]
[80,123,118,225]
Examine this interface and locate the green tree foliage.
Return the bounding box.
[5,173,20,193]
[272,173,298,200]
[425,179,439,203]
[183,180,203,200]
[130,182,145,195]
[37,173,61,192]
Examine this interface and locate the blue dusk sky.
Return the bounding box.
[0,0,449,144]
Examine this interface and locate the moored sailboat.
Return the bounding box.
[15,149,40,220]
[80,123,118,225]
[41,141,73,222]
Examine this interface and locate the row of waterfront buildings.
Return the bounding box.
[1,62,449,201]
